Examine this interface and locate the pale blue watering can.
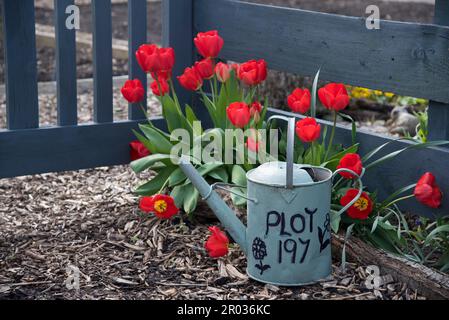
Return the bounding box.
[178,116,363,286]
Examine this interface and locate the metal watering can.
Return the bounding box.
[178,116,363,286]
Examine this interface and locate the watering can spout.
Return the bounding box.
[178,157,247,254]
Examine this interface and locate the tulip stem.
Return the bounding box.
[310,142,316,166]
[209,79,217,105]
[383,194,414,209]
[324,111,337,161]
[214,76,218,103]
[138,102,151,123]
[332,176,346,192]
[157,177,171,195]
[168,78,182,114]
[199,87,215,109]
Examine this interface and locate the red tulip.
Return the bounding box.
[340,189,373,220]
[215,62,230,82]
[205,226,229,258]
[130,140,151,161]
[139,195,179,219]
[177,67,203,91]
[194,58,215,80]
[318,83,350,111]
[150,77,170,97]
[337,153,363,179]
[287,88,311,114]
[295,117,321,143]
[121,79,145,104]
[136,44,175,74]
[151,70,171,81]
[231,63,240,74]
[227,102,251,128]
[250,101,263,124]
[237,59,267,86]
[194,30,224,58]
[414,172,442,208]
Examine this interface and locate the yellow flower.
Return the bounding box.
[384,92,394,98]
[351,87,371,99]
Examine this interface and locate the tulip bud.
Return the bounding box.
[226,102,251,128]
[121,79,145,104]
[295,117,321,143]
[318,83,350,111]
[177,67,203,91]
[250,101,263,124]
[194,58,215,80]
[215,62,231,83]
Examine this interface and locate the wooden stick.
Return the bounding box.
[332,233,449,300]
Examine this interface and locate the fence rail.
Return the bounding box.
[194,0,449,104]
[0,118,167,178]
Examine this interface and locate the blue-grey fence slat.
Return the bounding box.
[92,0,113,123]
[162,0,199,117]
[128,0,148,120]
[428,0,449,141]
[2,0,39,130]
[194,0,449,104]
[0,118,167,179]
[55,0,78,126]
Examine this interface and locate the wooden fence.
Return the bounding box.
[1,0,448,217]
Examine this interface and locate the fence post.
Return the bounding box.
[2,0,39,130]
[162,0,200,116]
[92,0,113,123]
[428,0,449,141]
[128,0,148,120]
[55,0,78,126]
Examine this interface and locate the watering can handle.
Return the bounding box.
[332,168,364,216]
[267,116,296,189]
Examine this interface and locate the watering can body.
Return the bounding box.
[245,162,333,285]
[178,117,363,286]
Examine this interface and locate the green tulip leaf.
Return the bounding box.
[134,166,175,196]
[130,154,173,173]
[183,184,199,214]
[310,68,320,118]
[208,166,229,183]
[132,129,157,154]
[139,124,173,155]
[232,165,247,187]
[161,95,193,135]
[330,210,341,233]
[170,184,189,208]
[425,225,449,245]
[168,167,187,187]
[230,187,247,207]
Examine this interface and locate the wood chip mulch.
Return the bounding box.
[0,166,426,300]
